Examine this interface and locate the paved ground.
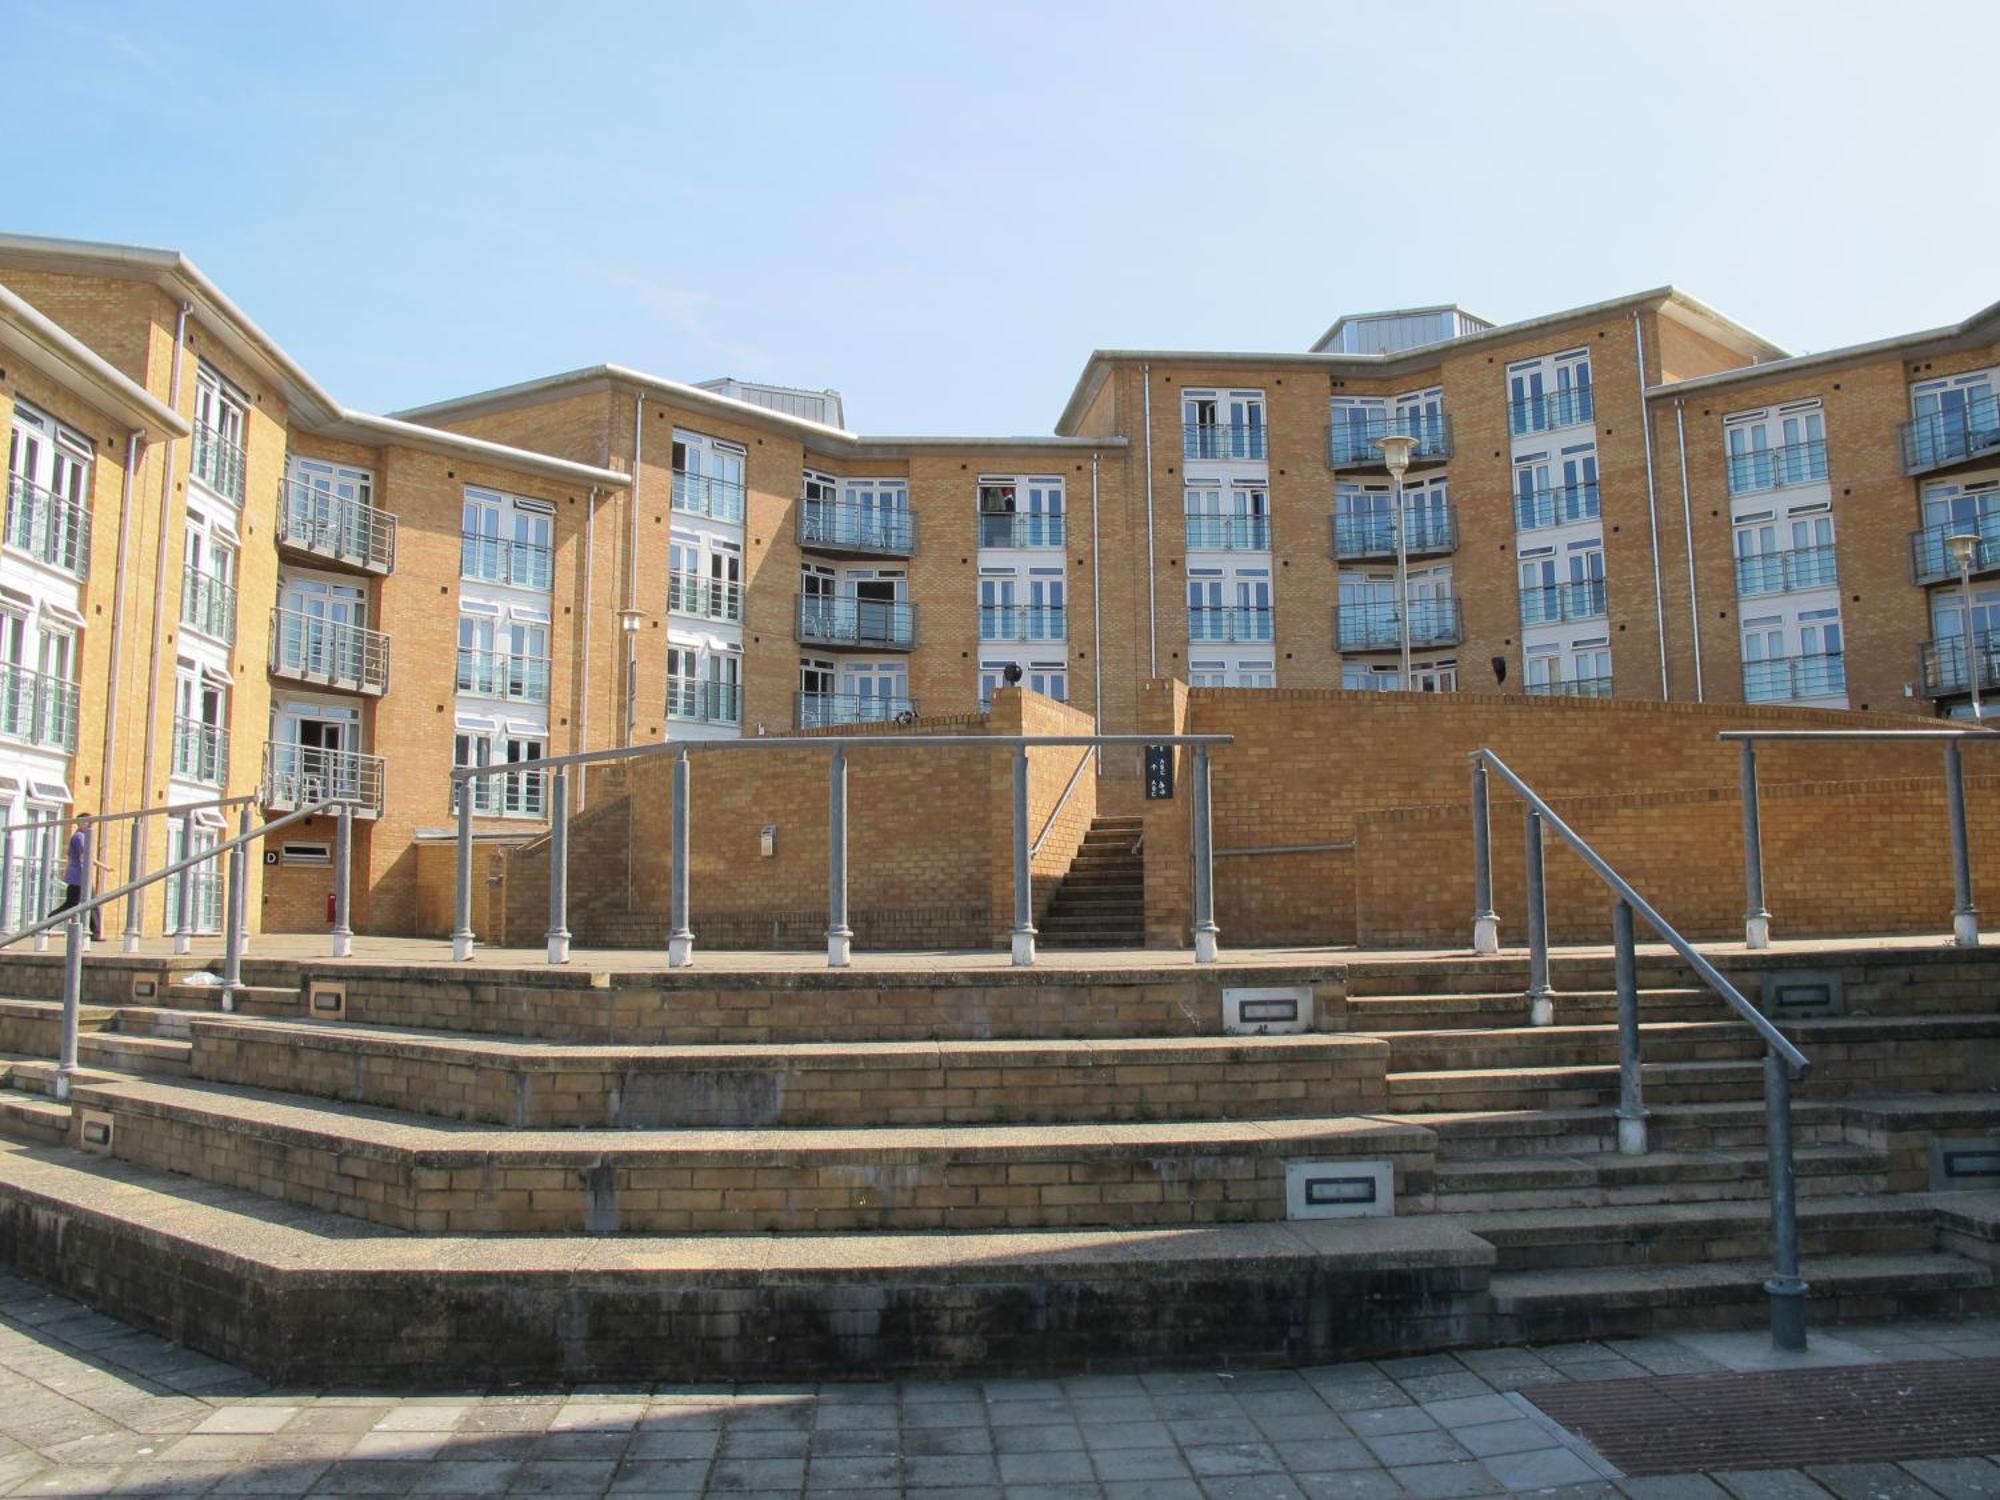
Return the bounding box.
[2,1276,1997,1498]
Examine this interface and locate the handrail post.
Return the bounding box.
[55,913,82,1101]
[1612,897,1648,1155]
[221,806,249,1010]
[1523,806,1553,1025]
[120,810,146,952]
[1945,740,1979,947]
[545,770,570,965]
[76,823,94,955]
[172,809,194,956]
[667,751,693,968]
[32,837,51,953]
[1740,741,1771,949]
[1192,743,1219,963]
[1763,1048,1809,1351]
[1470,757,1499,955]
[826,746,852,968]
[450,777,475,961]
[0,826,12,936]
[331,803,354,959]
[1010,744,1035,967]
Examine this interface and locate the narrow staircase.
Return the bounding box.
[1037,814,1144,947]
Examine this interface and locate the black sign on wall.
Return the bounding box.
[1144,745,1174,800]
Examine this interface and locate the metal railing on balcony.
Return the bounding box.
[798,499,915,556]
[1525,675,1614,699]
[263,743,385,818]
[3,475,91,579]
[1735,543,1838,599]
[455,649,551,703]
[796,692,918,729]
[1184,513,1272,552]
[278,481,396,572]
[1727,439,1829,496]
[796,596,917,650]
[1744,653,1846,703]
[270,609,391,694]
[1333,504,1459,560]
[180,567,237,644]
[172,716,229,786]
[1514,483,1601,532]
[1183,423,1267,462]
[1337,597,1464,652]
[0,852,66,934]
[978,512,1065,549]
[460,531,554,591]
[1918,633,2000,698]
[979,604,1066,642]
[192,423,246,505]
[1520,579,1608,626]
[0,664,77,752]
[667,679,742,726]
[453,769,548,819]
[1508,386,1595,436]
[672,469,747,524]
[1188,605,1275,643]
[1910,514,2000,585]
[668,570,743,624]
[1327,413,1453,468]
[1902,393,2000,475]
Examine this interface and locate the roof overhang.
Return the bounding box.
[0,281,188,441]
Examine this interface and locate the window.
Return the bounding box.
[977,476,1064,548]
[0,599,78,751]
[5,403,93,579]
[192,365,247,505]
[1182,390,1267,460]
[163,811,224,934]
[1509,350,1593,436]
[1187,567,1271,642]
[181,520,238,644]
[457,608,550,702]
[979,659,1064,708]
[452,725,546,817]
[461,488,555,590]
[1513,443,1599,531]
[668,535,742,623]
[1725,400,1828,495]
[979,568,1065,640]
[1908,367,2000,470]
[671,431,747,523]
[283,456,387,568]
[171,662,229,784]
[1185,482,1270,551]
[667,646,741,725]
[1744,608,1846,703]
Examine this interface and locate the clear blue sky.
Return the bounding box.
[12,1,1998,435]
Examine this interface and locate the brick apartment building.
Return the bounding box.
[0,232,1994,933]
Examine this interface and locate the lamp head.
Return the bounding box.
[1373,432,1418,479]
[617,608,645,635]
[1947,533,1982,572]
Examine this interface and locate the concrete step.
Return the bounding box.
[1432,1144,1889,1212]
[1387,1059,1765,1113]
[1405,1100,1849,1160]
[1348,989,1721,1031]
[1461,1195,1940,1271]
[162,982,300,1018]
[0,1059,118,1097]
[78,1033,190,1078]
[0,1091,69,1145]
[1381,1021,1759,1074]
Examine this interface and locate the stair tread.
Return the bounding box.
[1491,1252,1992,1307]
[1440,1144,1884,1183]
[1390,1059,1761,1084]
[1460,1193,1937,1238]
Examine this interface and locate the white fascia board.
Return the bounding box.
[0,281,189,439]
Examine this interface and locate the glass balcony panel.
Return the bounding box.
[1745,652,1847,703]
[668,570,744,624]
[1508,386,1596,436]
[172,715,230,785]
[977,512,1065,549]
[1734,543,1837,598]
[1519,579,1608,626]
[1727,439,1830,496]
[1514,484,1602,532]
[278,481,396,571]
[795,596,917,649]
[1183,423,1268,461]
[192,424,247,505]
[262,743,385,817]
[796,691,917,728]
[1902,393,2000,475]
[1183,514,1272,551]
[1326,412,1453,467]
[1909,513,2000,584]
[1333,503,1459,559]
[1337,598,1463,651]
[798,499,915,556]
[666,679,742,726]
[180,568,238,645]
[977,605,1067,642]
[1187,606,1274,644]
[0,663,78,752]
[455,649,552,703]
[671,469,747,523]
[3,475,92,579]
[270,609,391,692]
[1919,633,2000,697]
[459,532,554,591]
[1525,676,1614,699]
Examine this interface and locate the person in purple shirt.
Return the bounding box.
[48,811,106,939]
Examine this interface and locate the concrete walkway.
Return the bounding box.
[0,1274,1994,1498]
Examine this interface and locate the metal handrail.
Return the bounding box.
[1029,748,1096,858]
[0,792,257,840]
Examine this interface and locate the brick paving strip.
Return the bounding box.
[1529,1357,2000,1476]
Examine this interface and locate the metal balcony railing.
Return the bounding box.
[672,469,747,524]
[1337,598,1464,652]
[668,570,743,624]
[455,769,547,819]
[0,664,78,752]
[1509,386,1595,436]
[1919,633,2000,697]
[1333,504,1459,560]
[180,567,237,645]
[1525,675,1614,699]
[798,499,915,556]
[460,531,554,591]
[456,649,551,703]
[978,512,1065,549]
[172,716,229,786]
[1188,605,1274,643]
[1727,439,1829,496]
[795,596,917,650]
[3,475,91,579]
[278,480,396,572]
[263,743,386,818]
[1520,579,1608,626]
[979,604,1066,642]
[1183,423,1267,461]
[270,609,391,694]
[1327,413,1453,467]
[1745,652,1847,703]
[796,691,918,729]
[1,853,66,933]
[1910,515,2000,585]
[1184,513,1272,551]
[1514,483,1601,532]
[1902,393,2000,476]
[667,679,742,726]
[1735,543,1838,598]
[192,422,246,505]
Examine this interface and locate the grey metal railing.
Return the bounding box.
[797,692,917,729]
[667,678,742,727]
[1514,483,1601,533]
[1328,413,1452,468]
[979,604,1066,642]
[172,716,230,786]
[1520,579,1608,626]
[1185,513,1273,552]
[978,512,1065,549]
[1469,748,1812,1351]
[1911,514,2000,585]
[180,566,237,644]
[4,474,92,579]
[1183,423,1267,461]
[668,570,743,624]
[1333,505,1458,561]
[1735,543,1837,598]
[1918,633,2000,698]
[191,422,246,505]
[449,731,1230,971]
[278,480,397,572]
[1188,605,1274,644]
[1727,439,1829,496]
[1902,393,2000,476]
[0,663,78,752]
[1338,598,1463,652]
[263,743,386,818]
[1525,675,1614,699]
[671,469,747,524]
[1508,386,1595,435]
[455,649,550,703]
[1743,652,1845,704]
[271,608,390,694]
[459,531,554,591]
[796,595,917,650]
[799,499,915,556]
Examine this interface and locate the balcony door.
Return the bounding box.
[844,662,907,721]
[277,704,359,802]
[287,458,371,550]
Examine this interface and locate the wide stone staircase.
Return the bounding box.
[1037,814,1145,947]
[0,944,1993,1383]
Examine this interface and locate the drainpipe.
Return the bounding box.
[1675,400,1704,701]
[628,394,644,748]
[104,432,144,947]
[1090,452,1103,756]
[1632,312,1669,699]
[1141,364,1158,677]
[138,302,190,824]
[578,484,598,809]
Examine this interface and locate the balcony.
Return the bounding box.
[668,570,743,625]
[667,679,742,727]
[1337,598,1464,652]
[672,469,747,524]
[1919,633,2000,698]
[0,663,77,752]
[795,596,917,652]
[1746,652,1847,704]
[1735,543,1838,599]
[1188,605,1274,644]
[1327,413,1453,469]
[172,716,229,786]
[270,609,390,695]
[1515,483,1601,533]
[1333,504,1459,561]
[797,691,918,729]
[978,512,1065,549]
[191,422,246,505]
[180,567,238,645]
[798,498,915,558]
[457,769,547,819]
[262,743,385,818]
[1901,394,2000,477]
[979,604,1066,643]
[1520,579,1608,626]
[1727,439,1829,496]
[277,480,396,573]
[1509,386,1595,436]
[1185,513,1272,552]
[3,475,91,579]
[460,532,553,591]
[456,649,551,703]
[1526,675,1614,699]
[1183,423,1267,462]
[1911,515,2000,585]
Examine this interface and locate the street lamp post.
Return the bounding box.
[618,608,645,746]
[1374,432,1420,688]
[1947,533,1983,721]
